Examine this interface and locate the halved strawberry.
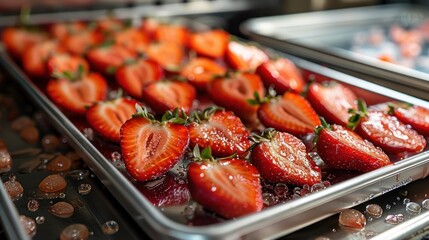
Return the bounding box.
[47,71,107,115]
[315,120,390,172]
[180,58,226,90]
[349,100,426,155]
[87,43,136,75]
[62,30,103,55]
[225,41,269,72]
[47,53,89,78]
[257,92,321,136]
[141,80,196,115]
[207,72,264,122]
[95,17,126,34]
[189,29,229,59]
[22,40,64,78]
[390,103,429,136]
[250,129,321,186]
[187,146,263,219]
[154,23,189,46]
[256,58,304,94]
[147,42,185,70]
[188,107,251,157]
[86,97,139,142]
[49,21,87,40]
[120,106,190,182]
[114,28,149,54]
[2,27,48,59]
[115,59,164,99]
[307,81,358,127]
[139,18,159,40]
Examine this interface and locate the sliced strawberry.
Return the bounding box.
[188,107,251,157]
[390,103,429,136]
[115,59,164,99]
[225,41,269,72]
[47,53,89,78]
[154,23,189,46]
[86,97,139,142]
[96,17,126,34]
[114,28,149,54]
[22,40,64,78]
[315,122,390,172]
[49,21,87,40]
[257,92,321,136]
[47,72,107,115]
[120,106,189,182]
[349,100,426,155]
[87,44,136,75]
[187,147,263,219]
[141,80,196,115]
[256,58,304,94]
[62,30,103,55]
[180,58,226,90]
[147,42,185,70]
[307,81,358,127]
[207,72,264,122]
[189,29,229,59]
[139,18,160,40]
[250,129,322,186]
[2,27,48,59]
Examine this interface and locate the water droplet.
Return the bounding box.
[59,193,66,198]
[35,216,45,224]
[396,197,401,201]
[385,204,391,210]
[19,215,37,237]
[183,203,195,220]
[27,199,40,212]
[111,152,121,161]
[399,190,408,197]
[69,170,89,180]
[78,184,92,195]
[365,230,377,237]
[41,134,60,152]
[403,198,411,205]
[20,126,40,144]
[9,173,16,181]
[332,228,337,233]
[210,186,216,192]
[39,174,67,193]
[274,183,288,197]
[368,217,373,221]
[83,128,94,141]
[311,183,326,192]
[60,224,89,240]
[314,237,330,240]
[49,201,74,218]
[303,184,310,190]
[422,199,429,210]
[385,214,405,225]
[393,202,397,206]
[262,192,278,206]
[366,204,383,218]
[101,220,119,235]
[406,202,421,215]
[338,209,366,230]
[47,155,72,172]
[4,179,24,201]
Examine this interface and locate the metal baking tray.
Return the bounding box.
[1,9,429,240]
[241,4,429,101]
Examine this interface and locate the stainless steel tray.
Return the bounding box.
[1,9,429,240]
[241,4,429,101]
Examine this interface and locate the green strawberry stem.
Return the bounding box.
[347,99,367,130]
[51,64,86,82]
[188,106,223,124]
[247,86,276,106]
[192,145,237,162]
[388,102,413,115]
[312,117,331,149]
[246,128,277,153]
[133,105,187,125]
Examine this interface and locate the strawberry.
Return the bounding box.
[314,119,390,172]
[256,91,321,136]
[139,18,160,40]
[114,28,149,54]
[87,43,136,75]
[22,40,64,78]
[180,58,226,90]
[225,41,269,72]
[188,107,251,157]
[2,27,48,59]
[62,30,103,56]
[96,17,127,34]
[120,106,190,182]
[147,42,185,70]
[256,58,304,94]
[250,128,322,186]
[49,21,87,40]
[141,80,196,115]
[189,29,229,58]
[207,72,264,122]
[115,59,164,99]
[47,68,107,115]
[154,23,189,45]
[349,100,426,155]
[389,103,429,136]
[307,81,358,127]
[47,53,89,78]
[86,97,139,142]
[187,146,263,219]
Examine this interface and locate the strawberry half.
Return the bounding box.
[47,70,107,115]
[349,100,426,155]
[257,91,321,136]
[147,42,185,70]
[315,120,390,172]
[86,97,139,142]
[49,21,87,40]
[47,53,89,78]
[390,103,429,136]
[180,57,226,90]
[114,28,149,54]
[225,41,269,72]
[154,23,189,45]
[22,40,64,78]
[250,129,321,186]
[207,72,264,122]
[189,29,229,59]
[2,27,48,59]
[62,30,103,56]
[256,58,304,94]
[141,80,196,115]
[187,146,263,219]
[120,106,190,182]
[188,107,251,157]
[87,43,137,75]
[115,59,164,99]
[307,81,358,127]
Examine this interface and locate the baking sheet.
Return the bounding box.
[1,10,429,239]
